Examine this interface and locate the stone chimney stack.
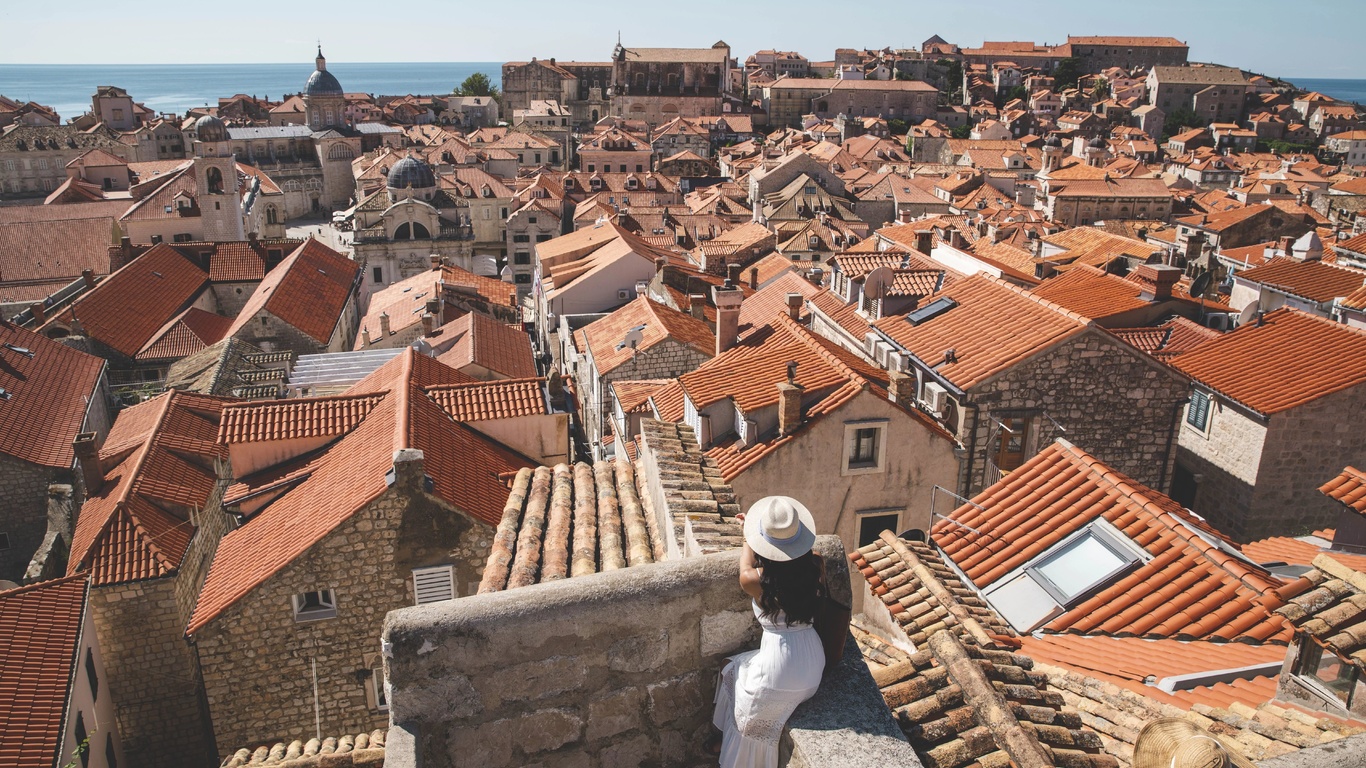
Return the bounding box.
[429,254,442,271]
[655,256,668,279]
[29,303,45,325]
[898,208,914,224]
[688,293,707,321]
[81,268,96,289]
[777,363,804,437]
[915,230,933,255]
[712,280,744,355]
[785,292,803,321]
[887,369,915,410]
[379,312,391,338]
[1132,264,1182,302]
[726,262,742,285]
[421,312,435,336]
[749,267,760,290]
[361,327,372,346]
[73,432,102,495]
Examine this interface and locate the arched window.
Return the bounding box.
[266,206,278,224]
[328,143,355,161]
[394,222,431,240]
[205,167,224,194]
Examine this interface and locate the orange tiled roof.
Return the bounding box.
[135,306,233,361]
[0,321,106,469]
[1241,530,1336,568]
[736,271,821,339]
[1235,258,1366,303]
[355,270,442,348]
[611,379,672,414]
[227,239,358,344]
[1031,264,1150,319]
[1341,284,1366,311]
[67,391,231,586]
[430,311,537,380]
[54,243,208,357]
[578,296,713,375]
[1111,316,1221,360]
[872,273,1089,391]
[1173,308,1366,415]
[932,440,1293,643]
[188,349,534,634]
[0,217,118,303]
[440,263,517,308]
[1276,556,1366,672]
[1323,467,1366,515]
[218,393,384,444]
[806,288,871,341]
[0,575,89,768]
[425,378,547,422]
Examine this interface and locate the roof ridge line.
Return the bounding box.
[394,349,415,451]
[0,571,89,599]
[773,312,866,385]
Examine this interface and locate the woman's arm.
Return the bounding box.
[738,540,763,600]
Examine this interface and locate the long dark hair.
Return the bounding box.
[755,551,826,625]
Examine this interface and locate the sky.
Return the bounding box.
[0,0,1361,79]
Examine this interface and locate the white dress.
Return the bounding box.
[712,601,825,768]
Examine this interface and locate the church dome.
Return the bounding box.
[1088,135,1108,149]
[306,68,344,97]
[1043,134,1062,148]
[387,155,436,190]
[195,114,228,143]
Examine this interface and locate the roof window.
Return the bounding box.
[906,297,958,326]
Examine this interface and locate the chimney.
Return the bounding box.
[887,369,915,410]
[777,364,804,437]
[29,302,45,325]
[425,297,440,319]
[73,433,102,495]
[915,230,933,255]
[727,262,742,285]
[898,208,914,224]
[429,254,442,271]
[81,269,96,289]
[361,327,372,346]
[749,267,759,290]
[379,312,391,338]
[655,256,668,279]
[712,281,744,355]
[421,312,435,336]
[688,293,707,321]
[785,292,803,321]
[1133,264,1182,302]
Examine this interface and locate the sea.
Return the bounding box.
[1287,78,1366,105]
[0,62,504,121]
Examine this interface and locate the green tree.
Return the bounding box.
[936,58,963,103]
[454,72,500,100]
[1092,78,1110,100]
[1162,106,1203,141]
[1053,57,1082,91]
[950,124,972,139]
[1004,85,1028,104]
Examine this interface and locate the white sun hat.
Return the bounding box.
[744,496,817,562]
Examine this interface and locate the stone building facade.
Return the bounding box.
[0,124,130,198]
[761,79,938,128]
[192,452,494,755]
[574,337,712,455]
[1066,36,1189,72]
[0,454,62,581]
[609,42,735,125]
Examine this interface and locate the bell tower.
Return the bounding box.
[192,115,245,241]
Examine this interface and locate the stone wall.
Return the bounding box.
[382,535,896,768]
[582,340,711,449]
[195,453,493,755]
[964,329,1191,495]
[1253,386,1366,538]
[0,455,62,582]
[1176,399,1266,540]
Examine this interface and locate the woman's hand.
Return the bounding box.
[738,540,763,600]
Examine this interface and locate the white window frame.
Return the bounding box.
[291,589,337,622]
[855,509,902,548]
[842,419,888,476]
[370,662,390,712]
[412,565,456,605]
[1024,520,1146,605]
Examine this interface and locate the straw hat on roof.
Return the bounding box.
[1133,718,1255,768]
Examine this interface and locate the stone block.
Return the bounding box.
[493,654,590,704]
[648,671,705,725]
[609,630,670,673]
[519,708,583,754]
[599,733,659,768]
[448,716,515,766]
[701,609,757,657]
[586,687,645,741]
[390,672,479,722]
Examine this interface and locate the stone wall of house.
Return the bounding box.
[0,455,61,582]
[584,341,711,448]
[965,329,1191,495]
[1251,385,1366,540]
[382,536,879,768]
[195,452,493,756]
[1176,400,1267,541]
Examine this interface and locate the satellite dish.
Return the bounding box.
[864,266,895,300]
[1237,303,1259,327]
[616,327,645,352]
[1190,272,1213,299]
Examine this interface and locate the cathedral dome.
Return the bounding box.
[1088,135,1108,149]
[387,155,436,190]
[195,114,228,143]
[305,68,344,97]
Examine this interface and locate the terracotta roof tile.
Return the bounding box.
[0,575,89,768]
[1276,555,1366,672]
[806,288,871,341]
[67,391,230,586]
[440,263,518,308]
[736,271,821,338]
[873,273,1089,391]
[932,440,1292,643]
[1323,467,1366,515]
[135,307,233,361]
[579,296,713,375]
[53,243,208,357]
[1172,308,1366,415]
[610,379,672,414]
[1236,259,1366,303]
[227,239,358,345]
[355,270,442,347]
[1242,531,1336,567]
[430,311,537,379]
[219,393,384,444]
[1111,316,1221,360]
[0,321,106,469]
[0,218,117,302]
[1031,265,1151,319]
[188,349,535,634]
[425,378,547,422]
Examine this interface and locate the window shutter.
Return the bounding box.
[413,566,455,605]
[1187,391,1210,430]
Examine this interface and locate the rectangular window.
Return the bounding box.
[85,648,98,702]
[536,234,552,243]
[851,428,879,465]
[513,234,531,243]
[372,266,383,283]
[1026,526,1141,605]
[0,532,8,550]
[412,565,456,605]
[1186,390,1210,431]
[371,663,389,712]
[514,273,532,284]
[291,589,337,622]
[843,421,887,475]
[514,252,531,265]
[857,511,901,548]
[1297,640,1362,706]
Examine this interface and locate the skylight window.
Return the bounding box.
[1029,529,1136,602]
[906,297,958,326]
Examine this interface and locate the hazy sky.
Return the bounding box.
[1,0,1360,79]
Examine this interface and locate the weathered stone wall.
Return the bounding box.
[965,329,1191,495]
[0,455,62,582]
[382,536,880,768]
[582,340,711,449]
[1176,400,1266,540]
[195,456,493,755]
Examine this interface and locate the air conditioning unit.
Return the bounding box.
[617,289,632,300]
[922,381,949,416]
